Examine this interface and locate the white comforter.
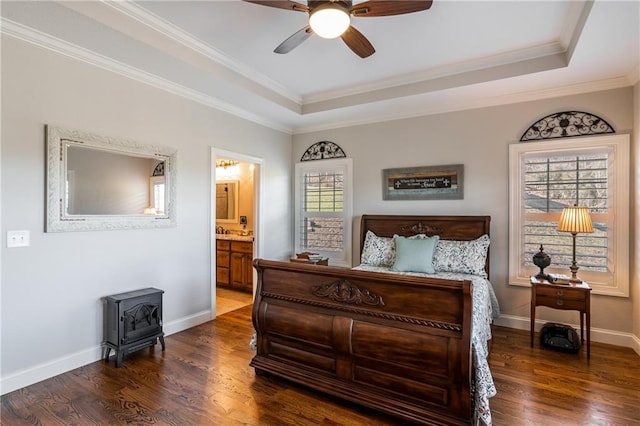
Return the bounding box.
[352,265,499,426]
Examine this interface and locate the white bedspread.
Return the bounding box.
[352,265,499,426]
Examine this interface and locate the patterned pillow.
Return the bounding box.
[432,234,490,277]
[360,231,395,266]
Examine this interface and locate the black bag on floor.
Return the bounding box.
[540,322,581,353]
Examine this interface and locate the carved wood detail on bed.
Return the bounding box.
[251,215,491,426]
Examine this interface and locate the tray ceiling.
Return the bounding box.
[1,1,638,134]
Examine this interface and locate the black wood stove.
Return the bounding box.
[103,287,165,367]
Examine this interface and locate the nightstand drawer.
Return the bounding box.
[535,294,586,310]
[535,285,586,301]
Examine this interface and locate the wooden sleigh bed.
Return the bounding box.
[251,215,498,425]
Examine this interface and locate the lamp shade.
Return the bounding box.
[557,205,594,234]
[309,4,350,39]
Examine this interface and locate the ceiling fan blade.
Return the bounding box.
[242,0,308,12]
[341,26,375,58]
[350,0,433,17]
[274,26,313,54]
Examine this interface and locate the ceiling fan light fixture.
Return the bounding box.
[309,4,350,39]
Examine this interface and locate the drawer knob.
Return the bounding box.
[556,290,564,296]
[556,299,564,306]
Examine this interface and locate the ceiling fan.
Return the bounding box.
[243,0,433,58]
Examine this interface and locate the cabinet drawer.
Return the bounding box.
[536,285,586,301]
[231,241,253,254]
[217,250,230,267]
[216,240,231,251]
[535,294,585,310]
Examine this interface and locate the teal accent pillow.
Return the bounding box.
[391,235,439,274]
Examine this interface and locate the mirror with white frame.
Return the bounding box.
[46,125,177,232]
[216,180,239,223]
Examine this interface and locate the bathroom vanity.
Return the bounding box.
[216,235,253,293]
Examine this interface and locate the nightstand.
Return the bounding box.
[530,277,592,359]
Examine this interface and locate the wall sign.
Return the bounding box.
[382,164,464,200]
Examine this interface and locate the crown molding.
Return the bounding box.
[2,5,633,138]
[562,0,594,62]
[101,0,302,105]
[88,0,591,117]
[304,0,594,105]
[0,18,292,134]
[303,42,567,105]
[293,76,633,135]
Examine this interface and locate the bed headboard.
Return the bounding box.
[359,214,491,276]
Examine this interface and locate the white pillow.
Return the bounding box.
[432,234,490,277]
[360,231,395,266]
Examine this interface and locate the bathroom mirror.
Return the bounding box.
[216,180,239,223]
[46,125,177,232]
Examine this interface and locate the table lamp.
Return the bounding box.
[557,205,593,283]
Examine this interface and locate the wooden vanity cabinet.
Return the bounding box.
[216,239,253,293]
[216,240,231,287]
[230,241,253,293]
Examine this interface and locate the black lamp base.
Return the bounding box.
[535,271,551,281]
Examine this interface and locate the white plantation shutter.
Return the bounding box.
[509,134,629,297]
[523,154,608,273]
[295,158,353,267]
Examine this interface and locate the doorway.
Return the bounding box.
[211,148,263,318]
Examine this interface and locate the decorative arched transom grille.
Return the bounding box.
[301,141,346,161]
[520,111,614,142]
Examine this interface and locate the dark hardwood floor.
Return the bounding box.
[2,305,639,425]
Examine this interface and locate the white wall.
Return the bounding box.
[0,36,292,393]
[293,87,637,345]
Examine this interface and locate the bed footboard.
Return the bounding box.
[251,259,474,426]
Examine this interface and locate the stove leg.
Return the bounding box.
[115,351,124,368]
[159,336,165,351]
[103,347,112,361]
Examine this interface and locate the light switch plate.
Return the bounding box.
[7,230,30,248]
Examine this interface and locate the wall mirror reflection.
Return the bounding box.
[216,180,239,223]
[46,125,177,232]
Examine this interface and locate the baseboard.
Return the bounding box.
[163,309,212,336]
[494,314,639,351]
[631,334,640,357]
[0,309,212,396]
[0,345,103,396]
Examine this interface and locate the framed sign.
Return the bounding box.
[382,164,464,200]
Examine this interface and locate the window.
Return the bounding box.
[509,134,629,297]
[150,176,165,214]
[295,158,353,267]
